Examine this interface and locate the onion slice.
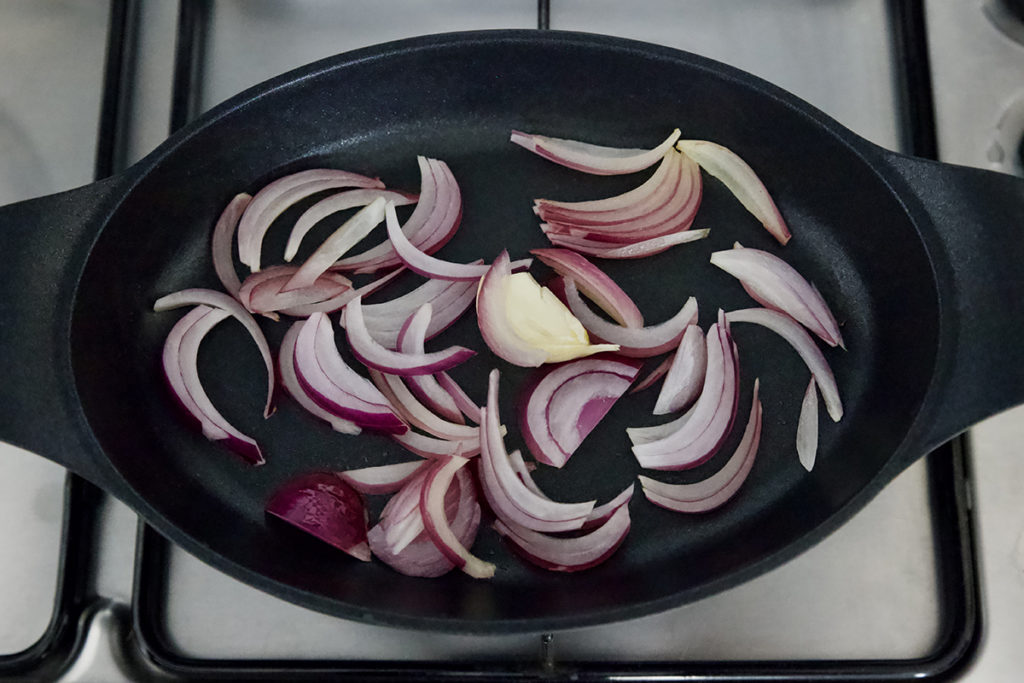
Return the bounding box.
[397,305,464,423]
[629,354,675,394]
[626,402,698,446]
[653,325,707,415]
[266,473,369,560]
[278,322,360,434]
[797,378,819,471]
[530,248,643,327]
[436,372,482,424]
[281,267,403,318]
[544,227,709,259]
[369,369,481,441]
[711,245,843,347]
[677,140,791,245]
[211,193,251,298]
[494,503,631,572]
[563,279,698,357]
[153,288,276,418]
[725,307,843,421]
[639,379,763,513]
[583,484,635,530]
[337,461,428,495]
[391,429,482,459]
[510,128,681,176]
[420,455,496,579]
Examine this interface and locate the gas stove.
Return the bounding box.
[0,1,1021,680]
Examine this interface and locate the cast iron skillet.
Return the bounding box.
[0,31,1022,633]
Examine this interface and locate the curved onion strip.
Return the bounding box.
[337,461,428,495]
[725,307,842,421]
[153,288,276,417]
[639,379,763,513]
[266,473,369,560]
[677,140,791,245]
[344,296,475,376]
[171,307,265,464]
[397,305,464,423]
[279,322,360,434]
[421,455,496,579]
[534,152,677,219]
[476,251,548,367]
[510,128,681,176]
[284,188,416,262]
[280,267,403,318]
[583,484,635,530]
[521,357,640,468]
[283,197,387,292]
[494,503,631,572]
[627,401,698,446]
[632,313,740,470]
[392,429,482,459]
[245,270,351,316]
[563,279,698,358]
[630,354,675,394]
[545,227,709,259]
[436,372,482,424]
[238,265,304,311]
[507,448,548,499]
[380,468,432,552]
[293,313,406,433]
[797,377,819,471]
[237,169,384,272]
[654,325,707,415]
[712,245,843,348]
[530,248,643,327]
[164,307,225,437]
[211,193,251,298]
[369,369,481,441]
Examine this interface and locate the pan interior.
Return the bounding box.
[69,34,939,630]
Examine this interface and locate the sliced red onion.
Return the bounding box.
[153,288,276,418]
[476,251,548,367]
[242,268,352,318]
[344,295,475,376]
[530,248,644,328]
[163,306,264,463]
[711,245,843,347]
[379,468,432,552]
[510,128,680,176]
[436,372,482,424]
[632,312,740,470]
[336,461,427,495]
[639,378,763,513]
[630,354,674,395]
[797,377,819,472]
[521,357,641,468]
[677,139,791,245]
[282,197,387,292]
[725,307,843,421]
[582,484,634,530]
[237,169,384,272]
[266,473,369,560]
[654,325,707,415]
[369,369,482,441]
[420,455,495,579]
[507,448,549,499]
[345,275,477,349]
[280,267,404,318]
[278,321,360,435]
[626,401,698,446]
[494,503,631,572]
[396,305,464,423]
[563,279,698,357]
[544,227,709,259]
[292,313,407,433]
[391,429,482,459]
[284,188,416,263]
[211,193,252,298]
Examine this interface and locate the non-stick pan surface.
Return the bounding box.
[1,31,1022,632]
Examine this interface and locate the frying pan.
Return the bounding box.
[0,31,1022,633]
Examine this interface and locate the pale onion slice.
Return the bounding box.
[241,268,351,318]
[711,245,843,347]
[292,313,407,433]
[630,354,674,394]
[510,128,681,176]
[284,188,416,262]
[626,401,698,446]
[654,325,707,415]
[420,455,496,579]
[237,169,384,272]
[211,193,251,298]
[494,503,631,573]
[677,139,791,245]
[530,248,644,327]
[436,372,482,424]
[266,473,369,560]
[153,288,276,418]
[162,306,263,463]
[283,197,387,292]
[397,305,464,423]
[521,357,641,468]
[639,379,763,513]
[797,377,819,471]
[632,312,740,470]
[391,429,481,459]
[278,321,360,435]
[369,369,482,441]
[337,461,428,495]
[725,307,843,421]
[281,267,403,318]
[563,279,698,358]
[582,484,635,530]
[545,228,710,259]
[385,201,531,280]
[380,468,432,552]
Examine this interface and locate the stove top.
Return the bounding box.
[0,1,1020,680]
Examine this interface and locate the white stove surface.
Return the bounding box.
[0,1,1020,680]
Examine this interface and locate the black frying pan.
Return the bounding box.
[0,31,1022,633]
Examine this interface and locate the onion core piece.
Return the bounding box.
[420,455,496,579]
[511,128,681,176]
[266,473,370,561]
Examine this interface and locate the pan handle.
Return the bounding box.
[0,178,127,495]
[884,151,1024,456]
